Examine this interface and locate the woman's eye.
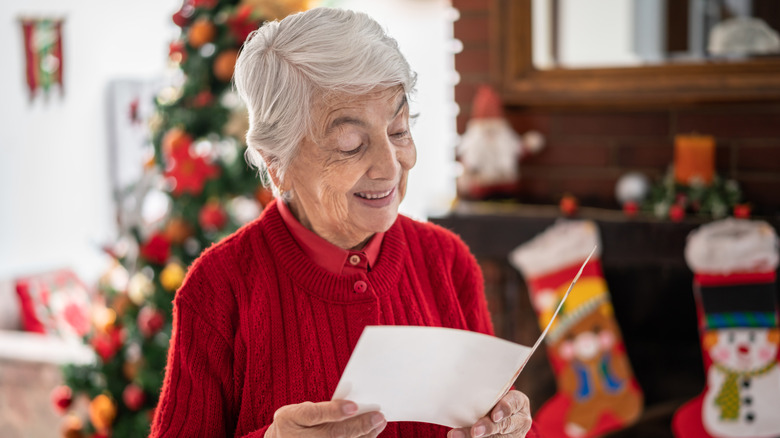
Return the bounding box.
[391,130,409,139]
[341,144,363,155]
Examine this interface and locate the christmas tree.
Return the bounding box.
[54,1,307,436]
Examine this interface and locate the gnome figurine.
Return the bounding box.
[457,85,543,199]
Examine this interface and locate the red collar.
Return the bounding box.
[276,198,384,275]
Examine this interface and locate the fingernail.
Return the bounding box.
[492,410,505,422]
[342,402,358,415]
[472,424,486,437]
[371,413,385,428]
[450,430,466,438]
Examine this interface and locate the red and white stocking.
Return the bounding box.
[511,221,643,438]
[673,219,780,438]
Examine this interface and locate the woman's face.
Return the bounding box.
[283,87,416,249]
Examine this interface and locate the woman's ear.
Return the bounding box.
[257,151,282,188]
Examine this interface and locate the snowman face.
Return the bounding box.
[709,328,778,371]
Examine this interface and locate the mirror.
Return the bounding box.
[532,0,780,70]
[497,0,780,107]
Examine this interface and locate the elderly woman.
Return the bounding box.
[151,7,536,438]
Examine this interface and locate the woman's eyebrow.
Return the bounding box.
[327,116,368,134]
[393,95,408,118]
[326,95,408,134]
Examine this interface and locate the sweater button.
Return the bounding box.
[353,280,367,293]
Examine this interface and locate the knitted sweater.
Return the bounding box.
[150,201,524,437]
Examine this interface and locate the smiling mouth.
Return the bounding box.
[355,188,393,200]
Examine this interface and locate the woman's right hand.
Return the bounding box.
[265,400,387,438]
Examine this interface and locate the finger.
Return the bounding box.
[491,390,529,423]
[358,418,388,438]
[277,400,359,427]
[471,391,532,437]
[327,411,386,438]
[503,411,533,437]
[448,428,469,438]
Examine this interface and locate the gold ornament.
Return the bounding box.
[239,0,309,21]
[223,107,250,141]
[61,414,84,438]
[160,262,185,292]
[128,272,153,305]
[88,394,117,432]
[92,306,117,334]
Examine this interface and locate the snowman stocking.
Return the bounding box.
[673,219,780,438]
[510,221,643,438]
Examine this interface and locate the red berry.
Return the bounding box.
[669,204,685,222]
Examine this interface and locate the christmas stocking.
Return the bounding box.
[510,221,642,438]
[510,221,643,438]
[673,219,780,438]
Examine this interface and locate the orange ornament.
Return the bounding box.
[88,394,117,432]
[255,186,275,207]
[188,19,216,48]
[214,49,239,82]
[122,358,143,380]
[164,217,195,244]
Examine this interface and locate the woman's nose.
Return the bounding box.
[367,137,400,180]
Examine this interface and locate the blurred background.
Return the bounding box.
[1,0,779,437]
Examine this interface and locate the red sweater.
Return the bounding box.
[151,201,536,437]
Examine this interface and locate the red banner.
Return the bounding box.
[20,18,64,99]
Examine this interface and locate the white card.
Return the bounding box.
[331,325,532,428]
[331,246,597,428]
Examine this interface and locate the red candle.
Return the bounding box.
[674,134,714,185]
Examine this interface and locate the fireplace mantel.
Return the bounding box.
[430,202,780,437]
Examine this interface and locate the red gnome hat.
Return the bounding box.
[471,85,504,120]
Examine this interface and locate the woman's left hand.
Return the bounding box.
[448,390,532,438]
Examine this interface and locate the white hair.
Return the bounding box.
[233,7,417,197]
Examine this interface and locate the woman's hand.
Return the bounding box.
[448,390,532,438]
[265,400,386,438]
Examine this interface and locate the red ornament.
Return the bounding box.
[140,233,171,265]
[559,195,578,217]
[138,306,165,338]
[622,201,639,217]
[164,152,221,196]
[162,127,193,161]
[199,200,228,231]
[91,327,124,363]
[227,5,260,43]
[733,203,751,219]
[190,0,218,9]
[669,204,685,222]
[51,385,73,414]
[169,40,187,64]
[172,4,194,27]
[122,384,146,411]
[192,90,214,108]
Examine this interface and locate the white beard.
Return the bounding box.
[458,118,523,186]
